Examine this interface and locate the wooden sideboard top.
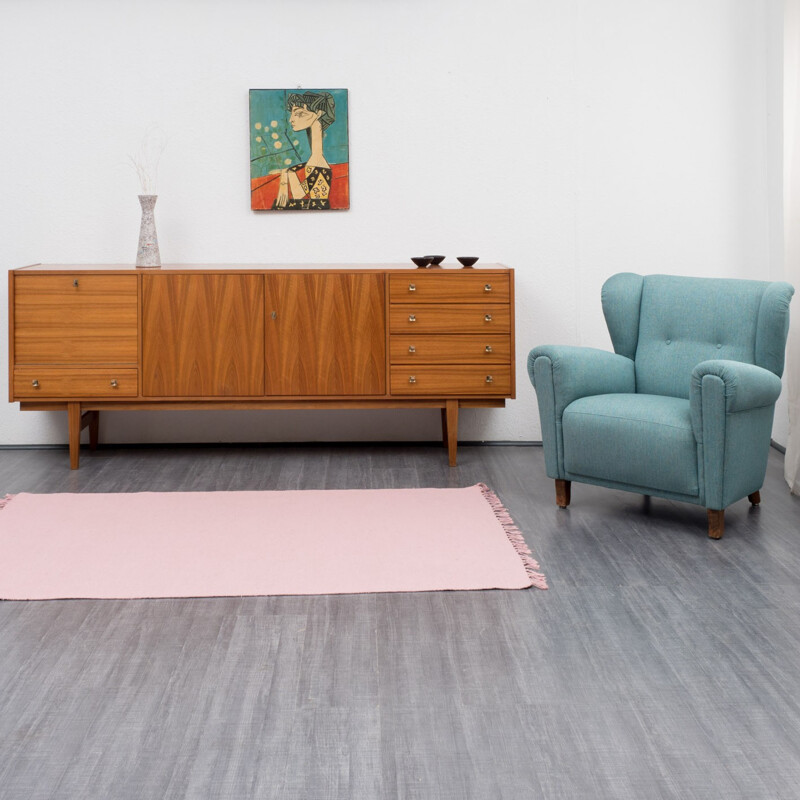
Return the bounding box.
[13,263,511,273]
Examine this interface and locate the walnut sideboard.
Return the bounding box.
[8,264,516,468]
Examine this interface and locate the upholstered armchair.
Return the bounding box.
[528,273,794,538]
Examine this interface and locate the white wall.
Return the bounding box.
[0,0,786,446]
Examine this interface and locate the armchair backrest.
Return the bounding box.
[601,273,794,399]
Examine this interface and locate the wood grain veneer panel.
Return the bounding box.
[14,368,138,399]
[390,334,511,364]
[390,365,511,396]
[14,275,138,364]
[265,273,385,395]
[389,273,510,303]
[389,305,510,334]
[142,274,265,397]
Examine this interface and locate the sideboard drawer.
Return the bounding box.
[14,274,138,364]
[389,274,509,303]
[390,305,510,334]
[391,365,511,396]
[390,334,511,364]
[13,368,138,399]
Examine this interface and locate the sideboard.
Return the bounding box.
[8,264,515,468]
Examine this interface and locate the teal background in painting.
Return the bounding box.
[249,89,349,180]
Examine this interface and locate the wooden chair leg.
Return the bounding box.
[707,509,724,539]
[748,491,761,506]
[556,479,571,509]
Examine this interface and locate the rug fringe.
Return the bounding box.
[0,494,15,510]
[477,483,548,590]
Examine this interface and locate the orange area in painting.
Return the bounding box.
[250,163,350,210]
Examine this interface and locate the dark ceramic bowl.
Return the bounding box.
[425,255,445,267]
[411,256,432,268]
[457,256,479,268]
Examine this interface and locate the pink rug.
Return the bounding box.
[0,484,546,599]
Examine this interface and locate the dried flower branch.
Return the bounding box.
[128,126,167,194]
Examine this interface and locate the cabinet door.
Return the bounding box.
[264,273,385,396]
[142,274,265,397]
[14,275,138,364]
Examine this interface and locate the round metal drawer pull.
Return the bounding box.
[408,376,417,384]
[484,314,493,322]
[408,314,417,323]
[31,379,39,388]
[110,379,118,388]
[408,284,416,292]
[484,284,492,292]
[73,279,79,287]
[408,345,416,353]
[485,345,493,353]
[486,375,494,383]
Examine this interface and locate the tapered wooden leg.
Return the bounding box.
[556,479,571,509]
[440,407,448,449]
[445,400,458,467]
[748,491,761,506]
[82,410,99,451]
[67,402,81,470]
[707,509,724,539]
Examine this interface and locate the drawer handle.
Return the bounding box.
[485,375,494,383]
[408,376,417,384]
[484,314,493,322]
[408,314,417,323]
[484,284,492,292]
[408,284,416,292]
[31,379,40,388]
[485,345,493,353]
[408,345,416,354]
[110,379,118,388]
[73,279,79,288]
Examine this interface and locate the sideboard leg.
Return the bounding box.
[82,410,100,451]
[440,407,449,448]
[67,402,81,470]
[445,400,459,467]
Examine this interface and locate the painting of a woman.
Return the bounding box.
[249,88,349,211]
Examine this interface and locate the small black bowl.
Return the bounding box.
[411,256,432,268]
[457,256,479,268]
[425,254,445,268]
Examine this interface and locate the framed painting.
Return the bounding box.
[249,88,349,211]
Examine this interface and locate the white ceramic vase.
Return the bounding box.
[136,194,161,268]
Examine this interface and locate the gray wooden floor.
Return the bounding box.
[1,443,799,799]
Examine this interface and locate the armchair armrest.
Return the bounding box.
[528,346,635,479]
[528,346,635,418]
[690,359,783,509]
[690,360,782,436]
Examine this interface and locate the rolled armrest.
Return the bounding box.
[690,360,782,437]
[528,345,635,418]
[528,346,635,479]
[690,360,783,509]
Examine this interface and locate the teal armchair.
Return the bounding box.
[528,273,794,538]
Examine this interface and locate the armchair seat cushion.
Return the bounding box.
[562,394,699,497]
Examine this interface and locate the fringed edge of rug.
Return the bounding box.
[0,494,14,510]
[477,483,548,590]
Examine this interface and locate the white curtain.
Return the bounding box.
[785,0,800,493]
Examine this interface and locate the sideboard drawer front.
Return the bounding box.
[390,334,511,364]
[14,275,138,364]
[390,305,510,334]
[391,365,511,396]
[389,274,510,303]
[14,369,138,399]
